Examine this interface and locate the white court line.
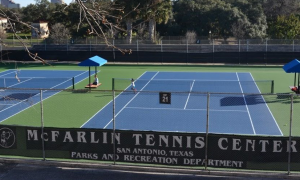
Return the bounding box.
[80,71,147,128]
[236,72,256,135]
[7,78,33,88]
[126,106,248,112]
[184,80,195,109]
[249,73,283,136]
[11,69,87,71]
[0,71,17,77]
[103,72,160,129]
[2,77,48,78]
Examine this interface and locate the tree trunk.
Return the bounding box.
[149,19,156,42]
[126,19,133,44]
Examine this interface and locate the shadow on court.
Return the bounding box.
[0,93,38,101]
[220,95,266,106]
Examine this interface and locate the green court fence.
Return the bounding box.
[0,87,300,175]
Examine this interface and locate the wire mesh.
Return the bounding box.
[113,78,274,94]
[0,77,74,89]
[206,93,291,171]
[40,89,113,128]
[0,88,42,127]
[1,86,300,172]
[113,91,207,133]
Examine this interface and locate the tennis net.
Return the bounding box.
[113,78,274,94]
[0,77,75,89]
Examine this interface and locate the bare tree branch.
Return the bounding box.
[0,0,136,64]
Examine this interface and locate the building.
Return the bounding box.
[0,0,20,9]
[0,17,13,33]
[0,18,7,30]
[31,21,49,39]
[51,0,65,4]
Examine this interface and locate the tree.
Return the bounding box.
[0,28,7,40]
[114,0,141,44]
[173,0,267,39]
[143,0,172,42]
[185,31,197,43]
[268,14,300,39]
[21,0,55,23]
[0,0,131,63]
[174,0,244,39]
[263,0,300,21]
[230,0,267,39]
[49,23,70,44]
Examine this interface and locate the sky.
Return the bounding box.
[14,0,73,8]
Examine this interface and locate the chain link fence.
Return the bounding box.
[3,36,300,53]
[1,87,300,173]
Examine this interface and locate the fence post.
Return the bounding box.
[112,78,116,165]
[266,39,268,52]
[293,40,295,52]
[90,40,91,52]
[40,90,46,161]
[212,39,214,53]
[186,39,189,64]
[113,39,115,60]
[161,40,163,64]
[288,94,294,175]
[186,39,188,53]
[205,92,210,170]
[238,39,241,64]
[0,44,2,61]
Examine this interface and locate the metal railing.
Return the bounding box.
[2,37,300,53]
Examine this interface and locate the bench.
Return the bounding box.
[85,83,102,88]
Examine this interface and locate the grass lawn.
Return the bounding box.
[0,62,298,136]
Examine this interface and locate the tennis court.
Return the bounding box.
[82,71,282,136]
[0,69,90,121]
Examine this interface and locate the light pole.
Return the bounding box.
[209,30,212,43]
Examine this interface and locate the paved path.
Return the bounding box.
[0,162,297,180]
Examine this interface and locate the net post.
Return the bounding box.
[72,77,75,89]
[271,80,274,93]
[112,78,115,91]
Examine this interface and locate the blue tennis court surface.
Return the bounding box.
[82,71,282,136]
[0,69,90,122]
